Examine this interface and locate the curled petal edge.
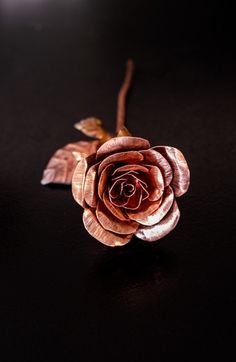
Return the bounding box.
[96,200,138,234]
[83,208,133,247]
[83,162,99,208]
[154,146,190,197]
[72,154,96,207]
[135,200,180,241]
[141,149,173,187]
[96,136,150,159]
[131,186,174,226]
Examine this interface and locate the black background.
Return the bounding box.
[0,1,235,361]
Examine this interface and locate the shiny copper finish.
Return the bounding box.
[41,117,111,186]
[83,208,133,247]
[75,138,190,246]
[154,146,190,196]
[96,136,150,159]
[74,117,111,142]
[41,60,190,246]
[135,201,180,241]
[40,140,99,185]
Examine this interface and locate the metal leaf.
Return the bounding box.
[41,140,99,185]
[74,117,112,142]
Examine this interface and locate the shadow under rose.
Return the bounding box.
[88,239,181,308]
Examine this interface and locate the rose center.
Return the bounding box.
[123,183,135,197]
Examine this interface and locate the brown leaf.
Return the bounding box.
[74,117,112,142]
[41,140,99,185]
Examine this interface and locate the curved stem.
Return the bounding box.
[116,59,135,134]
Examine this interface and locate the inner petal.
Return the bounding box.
[108,192,129,207]
[112,164,149,177]
[112,170,139,181]
[124,187,143,210]
[125,173,148,189]
[139,182,149,200]
[109,178,127,199]
[123,183,135,197]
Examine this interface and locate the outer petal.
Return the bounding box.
[83,208,133,247]
[98,164,114,199]
[96,137,150,159]
[72,154,96,207]
[154,146,190,197]
[130,186,174,226]
[147,165,164,201]
[96,200,138,234]
[141,149,173,186]
[83,162,99,208]
[135,201,180,241]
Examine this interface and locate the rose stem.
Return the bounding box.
[116,59,135,134]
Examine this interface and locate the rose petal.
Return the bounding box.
[72,154,96,207]
[84,162,99,208]
[135,200,180,241]
[131,186,174,226]
[147,165,164,201]
[124,187,143,210]
[109,191,129,207]
[141,149,173,186]
[96,137,150,159]
[112,164,149,176]
[109,178,127,199]
[126,197,163,221]
[96,201,138,234]
[123,173,148,189]
[154,146,190,197]
[103,191,129,221]
[98,151,144,175]
[83,208,133,247]
[112,170,139,181]
[140,183,149,200]
[123,183,136,198]
[98,164,114,199]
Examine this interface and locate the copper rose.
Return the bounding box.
[41,60,190,247]
[72,135,190,246]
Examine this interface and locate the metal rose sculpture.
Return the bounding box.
[41,60,190,247]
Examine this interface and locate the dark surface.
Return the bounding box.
[0,1,235,361]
